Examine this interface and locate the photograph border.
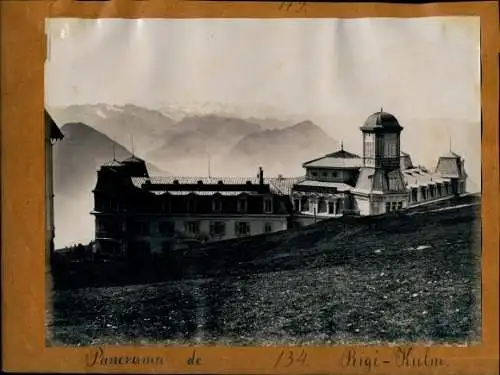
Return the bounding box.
[2,0,499,373]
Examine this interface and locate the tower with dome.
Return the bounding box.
[291,109,467,223]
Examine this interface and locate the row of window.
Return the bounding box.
[109,220,274,237]
[294,198,341,214]
[99,196,273,214]
[386,201,404,213]
[310,170,339,178]
[185,221,273,236]
[364,135,399,158]
[409,183,452,202]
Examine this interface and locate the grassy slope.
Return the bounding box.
[48,195,481,346]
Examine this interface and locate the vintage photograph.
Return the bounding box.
[45,17,481,346]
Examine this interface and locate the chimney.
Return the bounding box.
[259,166,264,185]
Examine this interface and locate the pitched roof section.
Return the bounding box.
[45,109,64,141]
[294,180,353,192]
[303,148,362,169]
[403,168,450,188]
[400,151,413,170]
[435,157,464,178]
[131,176,301,196]
[325,149,360,159]
[440,151,461,159]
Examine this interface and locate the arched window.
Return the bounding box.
[421,187,427,200]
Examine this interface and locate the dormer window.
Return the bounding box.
[237,196,248,213]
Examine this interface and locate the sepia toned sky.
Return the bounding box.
[46,17,480,120]
[45,17,481,190]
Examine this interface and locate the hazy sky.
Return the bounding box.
[46,17,480,121]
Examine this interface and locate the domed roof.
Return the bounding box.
[361,109,402,131]
[120,155,149,177]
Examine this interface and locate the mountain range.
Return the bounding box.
[49,104,175,156]
[49,104,338,177]
[223,120,339,176]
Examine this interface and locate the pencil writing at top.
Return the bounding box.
[279,2,307,12]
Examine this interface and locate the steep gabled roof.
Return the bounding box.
[325,149,360,159]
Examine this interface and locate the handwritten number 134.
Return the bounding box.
[274,349,308,368]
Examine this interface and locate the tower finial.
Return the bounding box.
[112,143,116,161]
[377,107,383,124]
[340,140,344,151]
[130,134,135,157]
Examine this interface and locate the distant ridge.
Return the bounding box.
[223,120,340,177]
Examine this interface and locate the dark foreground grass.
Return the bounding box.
[47,197,481,346]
